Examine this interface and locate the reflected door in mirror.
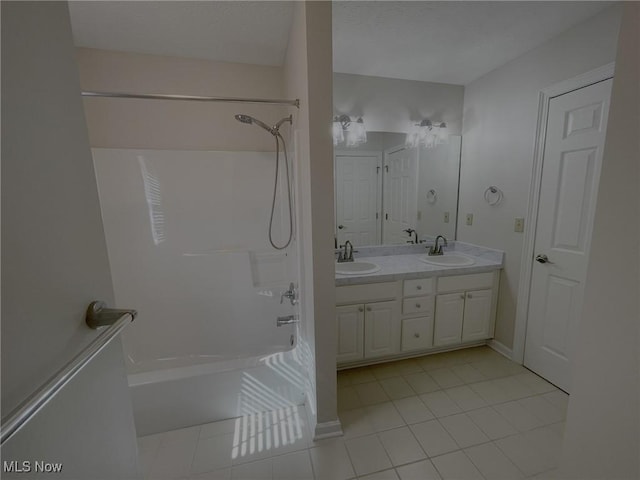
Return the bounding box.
[335,153,382,246]
[383,146,418,244]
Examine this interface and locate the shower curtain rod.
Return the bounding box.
[81,90,300,108]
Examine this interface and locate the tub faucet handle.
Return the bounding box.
[280,282,297,305]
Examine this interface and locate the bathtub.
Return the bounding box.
[128,344,308,436]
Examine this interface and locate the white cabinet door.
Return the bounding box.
[364,301,400,358]
[434,293,464,346]
[462,289,493,342]
[401,316,434,351]
[336,304,365,363]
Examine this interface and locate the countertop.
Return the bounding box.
[335,242,504,286]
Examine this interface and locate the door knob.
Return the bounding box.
[535,254,553,264]
[338,225,345,229]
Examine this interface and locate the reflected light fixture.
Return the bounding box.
[405,119,448,148]
[333,115,367,147]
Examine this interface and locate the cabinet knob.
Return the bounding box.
[358,307,364,312]
[460,294,465,299]
[467,293,473,299]
[366,306,372,312]
[414,332,420,338]
[416,303,421,308]
[416,285,422,290]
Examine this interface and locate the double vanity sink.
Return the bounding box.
[335,253,476,275]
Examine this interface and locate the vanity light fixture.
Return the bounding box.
[333,115,367,147]
[405,119,448,149]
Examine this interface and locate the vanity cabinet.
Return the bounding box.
[336,271,498,367]
[336,304,364,363]
[434,272,495,347]
[335,281,402,364]
[400,278,435,352]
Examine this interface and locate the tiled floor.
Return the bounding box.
[137,346,568,480]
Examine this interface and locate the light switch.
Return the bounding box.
[444,212,450,223]
[466,214,473,226]
[515,217,525,233]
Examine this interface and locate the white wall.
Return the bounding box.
[1,2,138,477]
[458,6,622,349]
[76,48,285,151]
[559,3,639,477]
[284,1,338,437]
[334,73,464,135]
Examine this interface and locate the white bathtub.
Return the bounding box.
[129,345,308,436]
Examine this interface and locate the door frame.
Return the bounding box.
[512,62,615,364]
[334,150,383,244]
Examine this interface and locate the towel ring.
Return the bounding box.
[426,189,437,204]
[484,186,503,206]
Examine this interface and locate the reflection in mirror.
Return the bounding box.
[334,133,460,247]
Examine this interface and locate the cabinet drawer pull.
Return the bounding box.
[358,307,364,312]
[416,285,422,290]
[414,332,420,338]
[366,306,372,312]
[467,293,473,299]
[460,294,465,299]
[415,303,421,308]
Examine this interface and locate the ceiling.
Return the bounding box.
[69,1,612,86]
[333,1,612,85]
[68,1,294,66]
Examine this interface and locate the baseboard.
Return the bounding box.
[313,420,343,440]
[487,339,514,361]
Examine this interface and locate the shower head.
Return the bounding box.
[234,114,273,134]
[234,114,292,136]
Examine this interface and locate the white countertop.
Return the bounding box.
[335,243,504,286]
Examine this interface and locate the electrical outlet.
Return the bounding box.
[444,212,450,223]
[466,213,474,226]
[515,217,525,233]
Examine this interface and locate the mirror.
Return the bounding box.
[334,132,461,247]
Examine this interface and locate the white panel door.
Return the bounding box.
[434,293,464,346]
[364,301,400,358]
[383,146,418,244]
[336,304,365,364]
[461,289,493,342]
[525,79,613,392]
[335,154,380,246]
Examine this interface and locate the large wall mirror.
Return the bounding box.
[334,133,461,246]
[332,3,466,248]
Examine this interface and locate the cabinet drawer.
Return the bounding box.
[437,272,494,293]
[336,281,398,305]
[401,316,433,351]
[403,278,434,297]
[402,295,434,315]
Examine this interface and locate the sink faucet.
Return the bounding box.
[428,235,448,256]
[337,241,355,263]
[404,228,418,244]
[343,240,354,262]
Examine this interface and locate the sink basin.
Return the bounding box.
[419,254,476,267]
[335,261,381,275]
